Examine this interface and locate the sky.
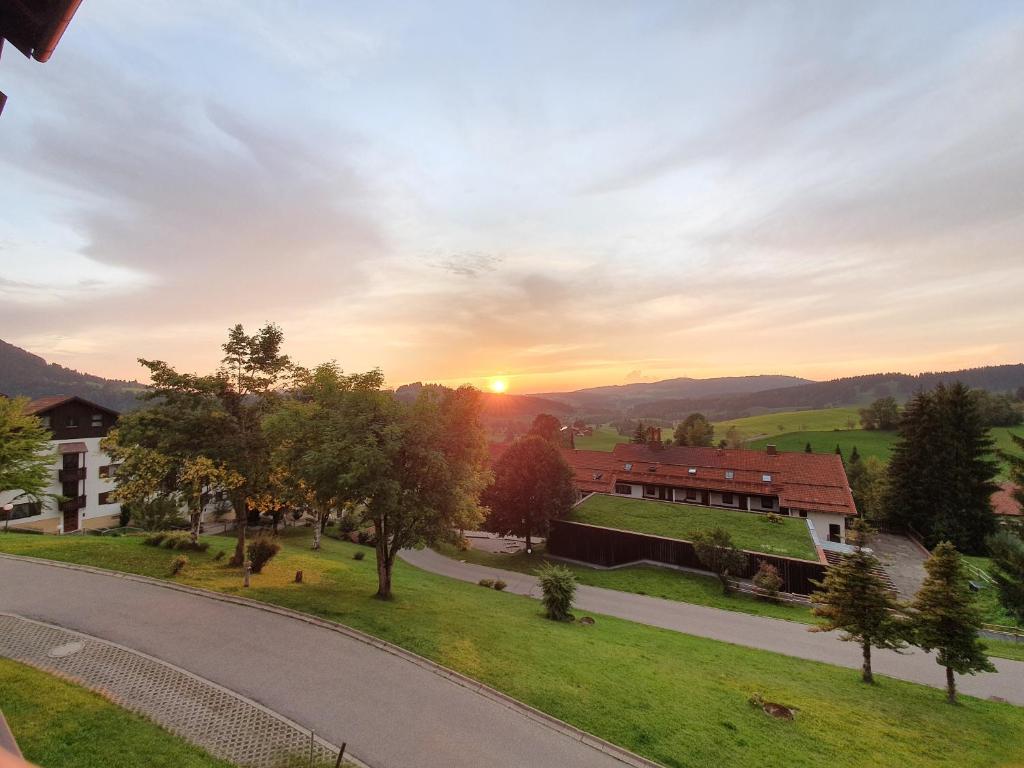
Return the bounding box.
[1,1,1022,394]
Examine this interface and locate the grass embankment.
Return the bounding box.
[0,657,234,768]
[569,493,818,561]
[437,541,815,624]
[573,425,631,451]
[3,531,1022,767]
[714,407,862,441]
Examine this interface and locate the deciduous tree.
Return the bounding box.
[0,396,55,510]
[483,435,576,554]
[910,542,994,703]
[528,413,562,444]
[673,413,714,447]
[692,528,747,594]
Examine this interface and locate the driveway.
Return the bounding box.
[870,533,929,598]
[0,556,646,768]
[400,548,1024,705]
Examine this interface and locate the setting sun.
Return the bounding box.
[489,379,508,394]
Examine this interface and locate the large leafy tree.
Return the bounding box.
[528,413,562,444]
[114,324,290,565]
[692,528,747,594]
[810,525,907,683]
[910,542,994,703]
[847,455,889,524]
[0,396,55,510]
[859,397,900,430]
[483,435,576,553]
[673,413,714,447]
[886,383,998,552]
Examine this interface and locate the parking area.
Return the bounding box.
[870,532,929,598]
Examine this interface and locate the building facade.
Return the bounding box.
[1,396,122,533]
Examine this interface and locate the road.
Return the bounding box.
[400,547,1024,705]
[0,557,648,768]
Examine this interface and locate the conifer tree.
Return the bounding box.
[850,446,860,463]
[632,421,647,444]
[810,523,906,683]
[910,542,995,703]
[987,528,1024,622]
[804,442,812,453]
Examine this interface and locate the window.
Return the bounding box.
[591,472,603,481]
[614,483,632,495]
[762,473,772,482]
[798,510,808,519]
[721,493,734,505]
[91,413,103,427]
[828,523,841,543]
[724,470,734,480]
[62,453,80,470]
[65,415,79,428]
[40,415,51,429]
[648,465,657,473]
[98,491,113,505]
[779,509,791,516]
[688,467,697,475]
[6,501,42,520]
[644,485,657,497]
[685,489,698,501]
[623,463,633,471]
[760,496,774,508]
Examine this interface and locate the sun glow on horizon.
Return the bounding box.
[489,378,508,394]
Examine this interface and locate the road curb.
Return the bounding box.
[0,552,663,768]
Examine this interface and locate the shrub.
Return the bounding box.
[353,551,365,561]
[537,564,576,621]
[765,513,782,525]
[478,578,495,588]
[161,531,191,549]
[693,527,747,595]
[356,529,378,547]
[214,550,226,562]
[144,532,167,547]
[337,515,358,535]
[132,496,187,532]
[247,536,281,574]
[493,579,507,591]
[170,554,188,576]
[118,506,132,527]
[752,561,783,602]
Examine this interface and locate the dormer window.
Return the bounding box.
[688,467,697,475]
[648,465,657,472]
[725,470,734,479]
[592,472,603,481]
[762,474,772,482]
[623,463,633,471]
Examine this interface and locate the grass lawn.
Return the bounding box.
[436,541,816,624]
[715,407,863,441]
[0,657,234,768]
[2,530,1024,768]
[962,555,1024,630]
[573,424,632,452]
[568,494,818,561]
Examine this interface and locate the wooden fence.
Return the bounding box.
[547,519,827,595]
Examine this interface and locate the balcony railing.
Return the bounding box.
[59,495,86,513]
[59,466,87,482]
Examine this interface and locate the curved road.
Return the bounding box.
[0,557,644,768]
[400,548,1024,705]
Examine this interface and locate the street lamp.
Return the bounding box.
[2,503,13,533]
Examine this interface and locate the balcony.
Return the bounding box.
[59,466,87,482]
[59,495,86,513]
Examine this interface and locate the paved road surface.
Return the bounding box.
[0,557,643,768]
[871,533,929,598]
[400,548,1024,705]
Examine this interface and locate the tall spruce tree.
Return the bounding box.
[886,384,998,552]
[910,542,994,703]
[810,523,906,683]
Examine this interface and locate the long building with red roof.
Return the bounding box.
[492,440,858,546]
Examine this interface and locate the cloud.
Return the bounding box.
[435,252,502,277]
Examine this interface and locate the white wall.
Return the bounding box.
[614,482,643,498]
[806,510,846,543]
[708,491,741,508]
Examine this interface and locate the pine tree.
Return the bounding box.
[811,523,906,683]
[632,421,647,444]
[910,542,995,703]
[850,446,861,463]
[987,529,1024,622]
[886,390,937,534]
[804,442,812,453]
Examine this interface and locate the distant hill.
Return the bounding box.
[537,374,812,413]
[0,339,144,412]
[628,365,1024,421]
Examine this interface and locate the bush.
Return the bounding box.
[536,564,576,621]
[765,513,782,525]
[170,554,188,576]
[337,515,358,535]
[353,551,365,561]
[247,536,281,574]
[144,532,167,547]
[693,527,747,595]
[118,506,132,527]
[356,529,378,547]
[214,550,226,562]
[493,579,507,591]
[752,561,783,602]
[478,578,495,588]
[161,531,191,549]
[131,497,187,532]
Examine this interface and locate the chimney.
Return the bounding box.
[766,444,777,456]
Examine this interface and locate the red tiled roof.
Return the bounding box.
[992,483,1022,517]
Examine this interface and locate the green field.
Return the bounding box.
[568,494,818,560]
[1,529,1023,768]
[0,657,233,768]
[748,427,1022,480]
[715,407,862,441]
[573,424,631,451]
[437,541,816,623]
